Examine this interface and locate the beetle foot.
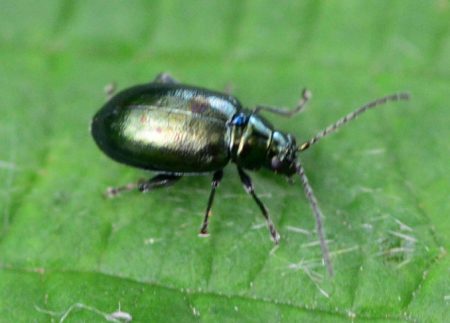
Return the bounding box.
[198,231,210,238]
[223,82,234,95]
[104,82,117,100]
[105,186,120,198]
[301,88,312,101]
[105,181,141,198]
[153,72,178,84]
[270,230,281,245]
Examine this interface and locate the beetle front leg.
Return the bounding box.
[237,167,280,244]
[105,174,182,198]
[199,170,224,237]
[153,72,179,84]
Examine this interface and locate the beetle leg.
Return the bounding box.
[105,174,182,198]
[104,82,117,100]
[199,170,224,237]
[223,82,234,95]
[138,174,182,192]
[153,72,179,84]
[237,167,280,244]
[253,88,312,117]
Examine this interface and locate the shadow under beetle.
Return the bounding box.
[91,73,410,275]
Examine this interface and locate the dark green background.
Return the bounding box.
[1,0,449,322]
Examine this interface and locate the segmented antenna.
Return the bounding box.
[299,92,410,151]
[297,159,334,276]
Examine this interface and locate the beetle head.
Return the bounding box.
[268,131,298,176]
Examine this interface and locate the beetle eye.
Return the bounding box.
[271,156,282,170]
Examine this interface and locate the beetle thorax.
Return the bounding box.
[229,113,297,176]
[267,131,298,176]
[229,113,272,170]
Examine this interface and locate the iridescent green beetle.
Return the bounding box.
[92,73,409,275]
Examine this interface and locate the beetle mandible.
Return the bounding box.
[91,73,410,275]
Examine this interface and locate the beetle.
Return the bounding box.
[91,73,409,275]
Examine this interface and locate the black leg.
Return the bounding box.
[199,170,224,236]
[106,174,182,198]
[153,72,179,84]
[253,89,312,117]
[237,167,280,244]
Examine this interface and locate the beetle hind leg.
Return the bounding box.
[105,174,182,198]
[237,167,280,244]
[153,72,179,84]
[199,170,224,237]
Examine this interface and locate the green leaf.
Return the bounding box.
[1,0,449,321]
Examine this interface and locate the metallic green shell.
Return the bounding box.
[91,83,241,173]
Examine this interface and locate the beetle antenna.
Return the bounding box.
[296,159,334,276]
[298,92,410,151]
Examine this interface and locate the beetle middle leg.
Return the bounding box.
[153,72,179,84]
[106,174,182,198]
[237,167,280,244]
[199,170,224,237]
[253,88,312,117]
